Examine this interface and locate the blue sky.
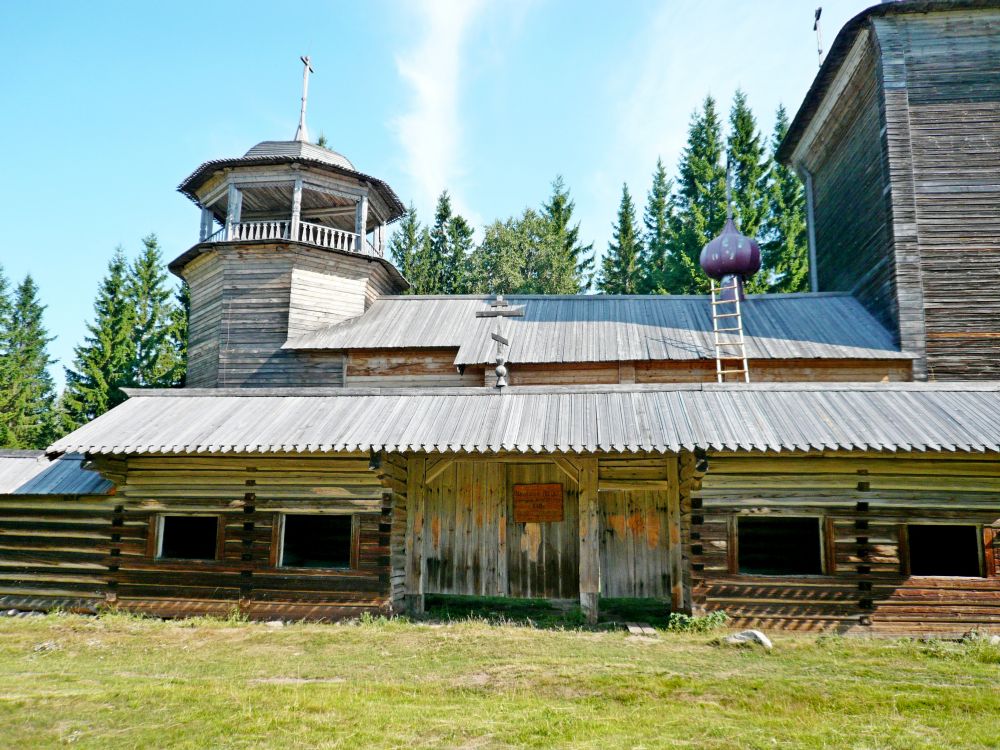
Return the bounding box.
[0,0,872,385]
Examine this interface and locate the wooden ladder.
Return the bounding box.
[710,278,750,383]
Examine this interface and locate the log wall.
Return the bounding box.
[0,495,115,614]
[181,242,403,388]
[689,452,1000,635]
[88,454,390,620]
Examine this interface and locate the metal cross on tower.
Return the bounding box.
[294,55,314,143]
[475,295,525,388]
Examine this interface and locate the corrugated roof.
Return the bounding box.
[284,293,909,363]
[48,383,1000,456]
[0,451,113,496]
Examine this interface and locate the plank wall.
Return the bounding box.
[415,455,677,603]
[688,452,1000,635]
[873,11,1000,379]
[346,349,484,388]
[181,242,404,388]
[807,38,901,339]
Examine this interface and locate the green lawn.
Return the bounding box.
[0,612,997,749]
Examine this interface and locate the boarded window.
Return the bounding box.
[158,516,219,560]
[737,517,822,576]
[907,524,982,577]
[281,514,353,569]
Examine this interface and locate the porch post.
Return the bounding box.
[199,207,213,241]
[225,183,242,241]
[666,456,686,613]
[290,177,303,242]
[405,455,427,615]
[355,193,369,253]
[578,457,600,624]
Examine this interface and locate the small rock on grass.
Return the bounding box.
[718,629,773,651]
[265,620,285,629]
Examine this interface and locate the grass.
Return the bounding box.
[0,612,998,749]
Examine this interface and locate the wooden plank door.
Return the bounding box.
[506,463,579,599]
[599,489,671,598]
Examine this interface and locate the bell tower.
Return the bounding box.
[169,57,408,388]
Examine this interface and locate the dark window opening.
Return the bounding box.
[907,524,982,577]
[281,514,353,569]
[738,517,822,576]
[159,516,219,560]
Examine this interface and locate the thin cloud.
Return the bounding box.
[393,0,486,220]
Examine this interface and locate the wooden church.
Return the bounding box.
[2,1,998,635]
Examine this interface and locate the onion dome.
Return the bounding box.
[699,216,762,281]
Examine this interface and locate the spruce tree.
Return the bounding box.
[541,176,594,291]
[0,267,14,447]
[726,90,769,240]
[388,204,423,284]
[761,105,809,292]
[128,235,182,386]
[598,184,643,294]
[165,282,189,387]
[640,158,674,293]
[62,249,136,428]
[666,96,728,294]
[445,213,474,294]
[0,276,58,448]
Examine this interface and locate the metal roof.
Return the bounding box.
[48,383,1000,456]
[0,451,113,496]
[284,293,909,363]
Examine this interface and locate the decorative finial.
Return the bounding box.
[725,156,734,223]
[295,55,314,143]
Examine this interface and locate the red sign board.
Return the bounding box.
[513,483,564,523]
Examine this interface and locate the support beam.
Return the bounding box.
[289,177,303,242]
[578,457,600,624]
[199,207,214,241]
[405,455,427,615]
[804,169,819,293]
[666,457,686,613]
[225,183,242,241]
[355,194,369,253]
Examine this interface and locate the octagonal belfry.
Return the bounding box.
[167,57,409,389]
[177,138,405,259]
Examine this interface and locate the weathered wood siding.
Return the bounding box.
[872,11,1000,379]
[347,349,483,387]
[91,454,391,620]
[689,453,1000,635]
[0,496,114,613]
[417,455,678,603]
[180,242,404,388]
[807,39,900,338]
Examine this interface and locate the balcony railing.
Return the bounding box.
[203,220,383,258]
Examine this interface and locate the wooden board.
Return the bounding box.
[512,484,564,523]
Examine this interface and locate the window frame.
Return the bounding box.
[272,512,360,571]
[900,521,986,579]
[152,513,224,562]
[730,513,829,578]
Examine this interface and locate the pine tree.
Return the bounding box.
[541,176,594,291]
[598,184,643,294]
[726,90,769,240]
[128,235,181,386]
[640,158,675,293]
[0,267,15,447]
[0,276,58,448]
[62,249,136,428]
[665,96,728,294]
[761,105,809,292]
[445,213,474,294]
[388,204,423,284]
[165,282,189,387]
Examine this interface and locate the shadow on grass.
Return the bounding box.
[424,595,671,629]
